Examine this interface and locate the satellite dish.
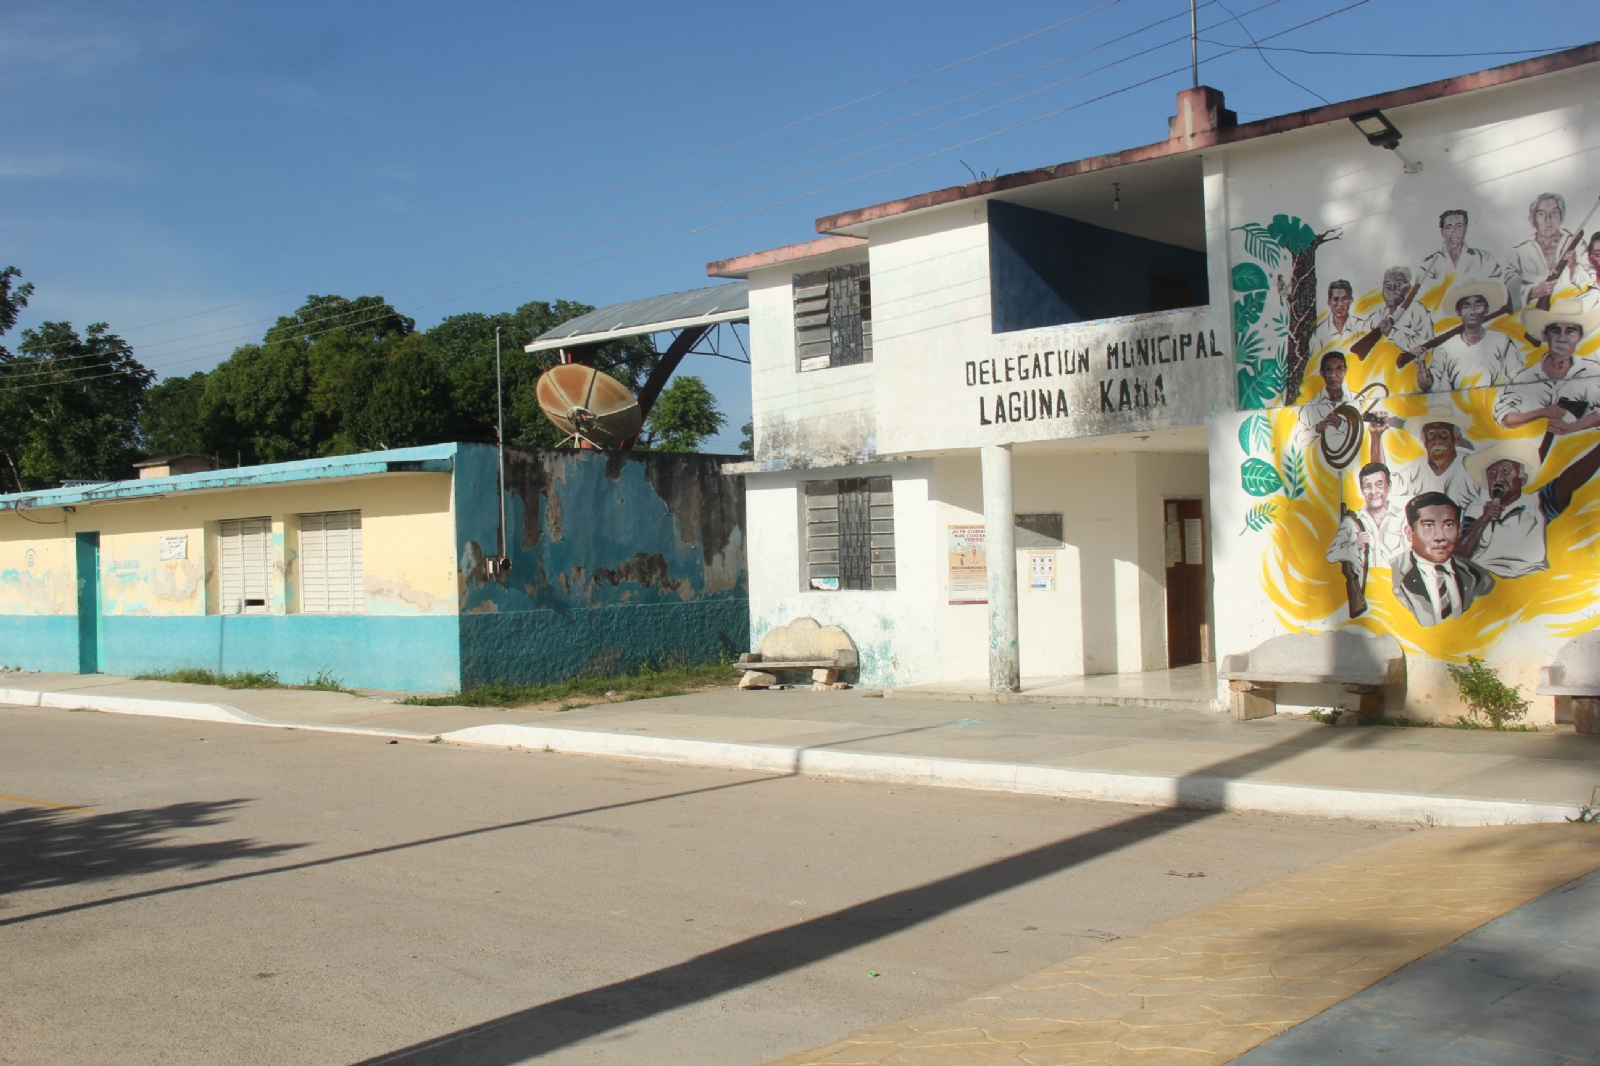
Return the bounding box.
[535,364,642,448]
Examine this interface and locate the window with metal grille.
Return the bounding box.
[299,510,364,614]
[804,477,894,591]
[793,264,872,372]
[218,517,272,614]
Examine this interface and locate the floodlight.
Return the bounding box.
[1349,110,1422,174]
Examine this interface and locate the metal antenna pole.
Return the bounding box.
[495,327,508,563]
[1190,0,1199,88]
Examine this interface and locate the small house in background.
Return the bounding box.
[134,454,220,480]
[0,443,746,692]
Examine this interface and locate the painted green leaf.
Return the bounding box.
[1237,413,1271,455]
[1240,457,1285,496]
[1240,500,1277,535]
[1281,449,1307,499]
[1236,356,1284,410]
[1235,326,1266,362]
[1232,262,1270,293]
[1233,223,1283,267]
[1268,214,1317,255]
[1234,291,1266,336]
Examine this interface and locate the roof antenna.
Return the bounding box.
[959,159,979,183]
[1190,0,1199,88]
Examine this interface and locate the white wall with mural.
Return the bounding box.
[1212,64,1600,720]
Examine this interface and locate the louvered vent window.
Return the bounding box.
[219,517,273,614]
[793,264,872,372]
[804,478,894,591]
[299,510,364,614]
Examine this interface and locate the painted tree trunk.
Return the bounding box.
[1283,231,1338,404]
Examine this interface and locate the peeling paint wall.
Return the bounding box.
[453,444,748,686]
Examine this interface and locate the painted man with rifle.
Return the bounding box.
[1325,460,1408,617]
[1509,192,1591,308]
[1577,233,1600,312]
[1415,281,1521,391]
[1370,395,1485,517]
[1311,279,1361,354]
[1418,209,1504,303]
[1494,298,1600,440]
[1357,266,1433,358]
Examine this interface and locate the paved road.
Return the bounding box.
[1,705,1404,1065]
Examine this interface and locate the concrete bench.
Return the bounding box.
[739,617,858,690]
[1537,632,1600,734]
[1219,631,1406,721]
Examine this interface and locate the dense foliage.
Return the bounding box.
[0,254,729,492]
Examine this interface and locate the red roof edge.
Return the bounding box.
[706,234,867,279]
[813,42,1600,234]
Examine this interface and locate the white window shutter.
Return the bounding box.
[299,510,363,614]
[219,517,272,614]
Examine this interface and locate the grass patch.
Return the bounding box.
[401,661,743,709]
[134,667,353,693]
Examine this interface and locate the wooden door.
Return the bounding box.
[1163,500,1207,667]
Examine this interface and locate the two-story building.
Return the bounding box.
[705,44,1600,725]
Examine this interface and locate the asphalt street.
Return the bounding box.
[1,704,1405,1065]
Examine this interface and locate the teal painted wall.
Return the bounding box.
[99,615,461,692]
[0,616,78,673]
[453,445,748,687]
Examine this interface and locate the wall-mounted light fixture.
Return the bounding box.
[1349,109,1422,175]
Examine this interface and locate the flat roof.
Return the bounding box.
[706,235,866,280]
[0,443,457,512]
[525,283,748,353]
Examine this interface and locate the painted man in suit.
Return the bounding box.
[1392,491,1496,627]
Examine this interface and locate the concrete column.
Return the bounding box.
[981,444,1020,692]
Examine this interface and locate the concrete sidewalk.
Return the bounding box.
[3,672,1599,826]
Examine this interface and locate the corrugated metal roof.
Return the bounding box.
[525,283,748,352]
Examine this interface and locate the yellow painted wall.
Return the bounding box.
[0,472,457,618]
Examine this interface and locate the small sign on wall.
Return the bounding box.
[159,535,188,561]
[1028,550,1056,593]
[947,525,987,604]
[1184,518,1203,565]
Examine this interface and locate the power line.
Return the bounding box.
[0,1,1371,395]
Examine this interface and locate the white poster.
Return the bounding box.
[159,535,188,561]
[947,525,987,604]
[1028,550,1056,593]
[1184,518,1203,566]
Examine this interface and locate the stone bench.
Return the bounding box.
[740,617,858,691]
[1219,631,1406,721]
[1537,632,1600,734]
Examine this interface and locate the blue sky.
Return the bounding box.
[3,0,1598,452]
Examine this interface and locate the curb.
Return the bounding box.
[438,722,1583,828]
[884,688,1226,712]
[4,689,1583,827]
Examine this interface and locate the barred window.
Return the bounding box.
[793,264,872,372]
[804,478,895,591]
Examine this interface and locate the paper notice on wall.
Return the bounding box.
[159,535,188,561]
[1164,521,1182,567]
[1028,550,1056,593]
[947,525,987,604]
[1184,518,1203,565]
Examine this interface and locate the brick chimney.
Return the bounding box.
[1168,86,1236,142]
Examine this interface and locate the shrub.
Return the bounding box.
[1447,656,1530,730]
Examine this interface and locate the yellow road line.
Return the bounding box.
[0,791,93,812]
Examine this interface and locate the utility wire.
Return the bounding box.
[3,0,1376,393]
[1212,0,1330,104]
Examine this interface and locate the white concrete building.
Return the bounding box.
[708,45,1600,728]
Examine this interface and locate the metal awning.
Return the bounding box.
[524,282,748,353]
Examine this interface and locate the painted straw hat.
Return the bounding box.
[1403,394,1475,444]
[1464,435,1544,487]
[1522,296,1600,339]
[1439,280,1506,317]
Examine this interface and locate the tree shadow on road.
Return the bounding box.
[0,799,304,901]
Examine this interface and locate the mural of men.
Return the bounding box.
[1371,396,1485,516]
[1311,279,1360,352]
[1418,209,1504,300]
[1578,233,1600,313]
[1458,435,1600,579]
[1292,351,1356,454]
[1361,266,1434,356]
[1416,282,1520,391]
[1326,461,1408,616]
[1508,192,1588,308]
[1391,492,1496,627]
[1494,298,1600,439]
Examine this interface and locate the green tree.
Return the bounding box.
[0,321,152,491]
[0,261,34,346]
[739,421,753,458]
[642,375,725,452]
[139,371,210,456]
[198,335,317,465]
